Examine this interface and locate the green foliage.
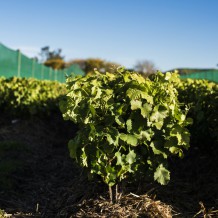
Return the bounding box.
[44,58,65,70]
[176,78,218,150]
[0,77,66,117]
[60,69,191,187]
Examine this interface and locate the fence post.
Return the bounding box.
[17,49,21,77]
[32,59,35,78]
[49,67,52,80]
[41,65,44,80]
[54,69,57,81]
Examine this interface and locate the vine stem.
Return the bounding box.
[109,186,113,204]
[115,184,118,201]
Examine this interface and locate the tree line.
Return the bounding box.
[37,46,157,77]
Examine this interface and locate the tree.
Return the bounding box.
[39,46,66,70]
[67,59,86,71]
[67,58,120,75]
[134,60,157,76]
[44,59,65,70]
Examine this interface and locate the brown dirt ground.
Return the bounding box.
[0,113,217,218]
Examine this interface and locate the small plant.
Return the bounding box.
[60,68,192,202]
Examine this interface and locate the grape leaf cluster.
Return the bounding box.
[61,69,192,187]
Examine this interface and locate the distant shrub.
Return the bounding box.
[0,77,66,117]
[176,78,218,151]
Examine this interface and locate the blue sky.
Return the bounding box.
[0,0,218,71]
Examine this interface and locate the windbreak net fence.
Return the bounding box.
[0,43,85,83]
[180,71,218,83]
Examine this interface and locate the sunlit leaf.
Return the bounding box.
[120,133,138,146]
[126,150,136,165]
[154,164,170,185]
[130,99,142,110]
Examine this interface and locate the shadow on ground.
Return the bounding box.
[0,113,217,217]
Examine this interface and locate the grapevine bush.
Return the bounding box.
[0,77,66,116]
[60,68,192,189]
[176,78,218,150]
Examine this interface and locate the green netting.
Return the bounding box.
[0,43,18,78]
[180,71,218,83]
[0,43,85,82]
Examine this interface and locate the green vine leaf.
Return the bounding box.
[126,149,136,165]
[130,99,142,110]
[141,103,152,118]
[120,133,138,146]
[126,119,132,132]
[150,141,167,159]
[154,164,170,185]
[115,151,123,166]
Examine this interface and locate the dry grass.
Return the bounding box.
[72,193,174,218]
